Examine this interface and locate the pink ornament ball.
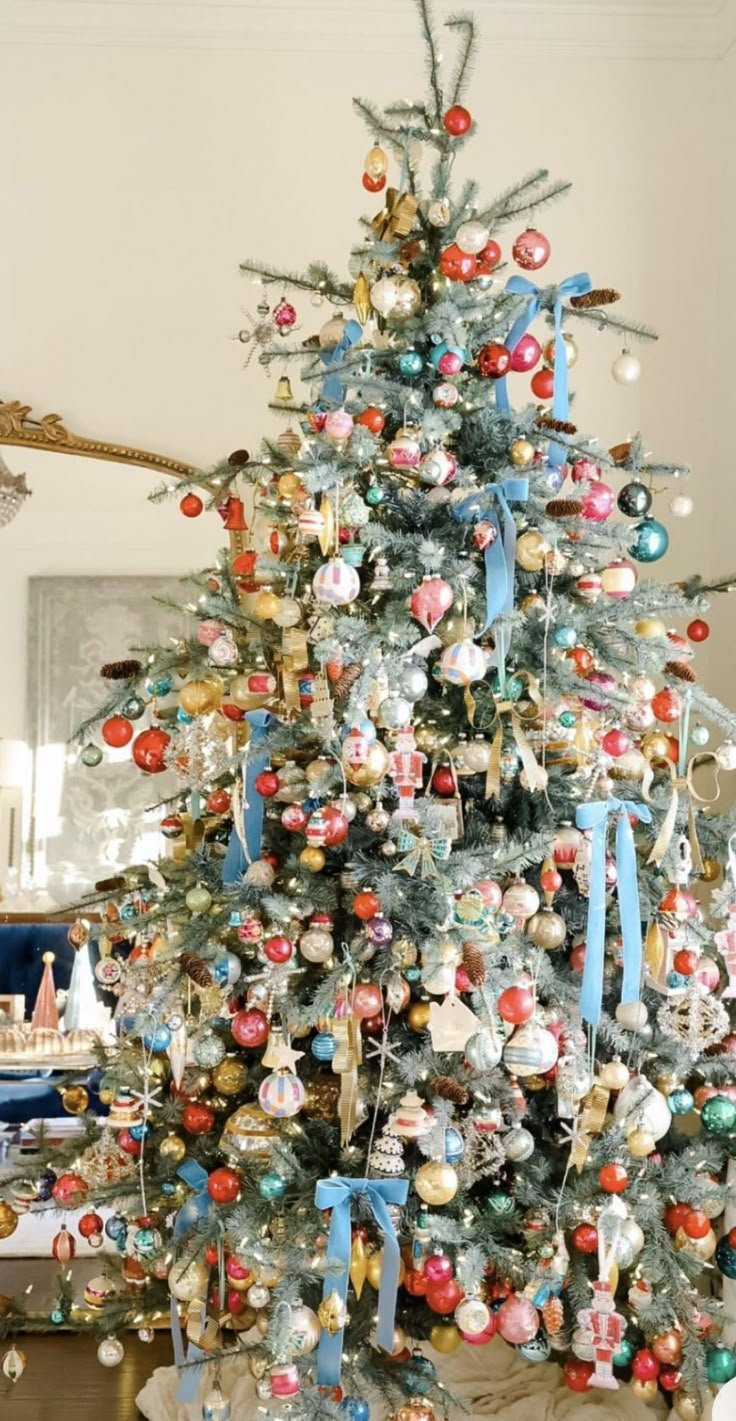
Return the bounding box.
[581,481,615,522]
[512,229,551,270]
[460,1322,497,1345]
[351,982,383,1020]
[424,1253,454,1284]
[476,878,503,910]
[601,728,631,757]
[580,671,617,711]
[410,576,454,633]
[496,1295,540,1345]
[197,619,224,646]
[510,334,542,373]
[571,458,602,484]
[324,409,354,442]
[438,349,463,376]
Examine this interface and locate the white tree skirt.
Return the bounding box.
[136,1335,683,1421]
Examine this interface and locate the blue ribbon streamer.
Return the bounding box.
[174,1159,212,1240]
[223,709,274,885]
[171,1295,207,1404]
[575,797,652,1027]
[496,273,592,466]
[454,478,529,632]
[320,318,362,404]
[314,1175,408,1386]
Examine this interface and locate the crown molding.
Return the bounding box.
[0,0,734,60]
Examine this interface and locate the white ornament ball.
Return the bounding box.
[614,1076,672,1140]
[168,1259,210,1301]
[670,494,694,518]
[455,219,490,255]
[97,1336,125,1368]
[273,597,302,628]
[290,1305,320,1354]
[716,741,736,771]
[298,928,334,963]
[463,739,492,773]
[615,1000,649,1031]
[428,198,451,228]
[504,1126,535,1162]
[611,350,641,384]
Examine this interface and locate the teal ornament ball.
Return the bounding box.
[177,708,194,724]
[49,1307,66,1326]
[617,481,652,517]
[691,723,710,747]
[142,1023,172,1052]
[146,674,173,697]
[613,1337,635,1367]
[701,1095,736,1135]
[483,1189,515,1217]
[405,965,422,984]
[121,694,146,720]
[629,516,669,563]
[553,626,577,648]
[559,710,577,728]
[258,1171,287,1202]
[401,1354,436,1394]
[706,1345,736,1385]
[311,1031,338,1062]
[366,485,384,507]
[81,743,103,767]
[398,350,424,377]
[667,970,688,991]
[717,1236,736,1279]
[668,1087,694,1116]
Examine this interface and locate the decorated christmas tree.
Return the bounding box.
[4,4,736,1419]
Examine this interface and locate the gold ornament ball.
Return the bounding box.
[542,332,578,368]
[159,1134,187,1163]
[635,617,667,639]
[0,1203,18,1239]
[300,846,326,872]
[630,1377,658,1403]
[641,731,671,761]
[407,1001,431,1032]
[626,1127,656,1158]
[509,438,535,468]
[700,857,721,883]
[305,757,333,785]
[62,1084,90,1115]
[396,1402,436,1421]
[655,1071,681,1096]
[367,1250,406,1290]
[254,591,281,621]
[437,613,476,647]
[688,1228,717,1261]
[255,1311,270,1337]
[148,1057,167,1082]
[652,1330,683,1365]
[673,1395,702,1421]
[346,741,390,787]
[414,1160,459,1206]
[413,725,444,753]
[212,1058,248,1096]
[179,679,222,716]
[516,530,549,572]
[525,1074,547,1092]
[429,1322,462,1354]
[526,909,567,950]
[521,593,547,617]
[98,1087,115,1106]
[277,472,301,498]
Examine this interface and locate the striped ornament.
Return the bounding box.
[312,558,360,606]
[258,1070,306,1118]
[439,639,488,686]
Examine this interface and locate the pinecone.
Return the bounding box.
[545,499,583,519]
[609,441,632,464]
[542,1296,564,1334]
[180,951,213,987]
[536,414,577,435]
[334,663,361,699]
[461,942,486,987]
[665,660,696,683]
[429,1075,471,1107]
[570,287,621,308]
[100,659,142,680]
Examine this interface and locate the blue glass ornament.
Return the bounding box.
[141,1023,172,1052]
[49,1307,66,1326]
[717,1237,736,1279]
[553,626,577,648]
[146,674,173,697]
[667,970,688,991]
[37,1170,56,1201]
[706,1345,736,1385]
[518,1333,551,1364]
[105,1215,127,1242]
[177,708,194,725]
[258,1171,287,1202]
[629,516,669,563]
[366,485,384,507]
[129,1121,152,1142]
[401,1354,436,1395]
[540,465,565,496]
[559,710,577,728]
[340,1401,369,1421]
[213,952,242,987]
[398,351,424,377]
[133,1227,158,1256]
[405,965,422,984]
[161,1182,177,1196]
[444,1126,464,1164]
[668,1088,694,1116]
[119,903,138,921]
[613,1337,635,1367]
[311,1031,338,1062]
[121,695,146,720]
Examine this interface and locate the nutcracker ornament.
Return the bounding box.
[578,1280,625,1390]
[388,727,426,820]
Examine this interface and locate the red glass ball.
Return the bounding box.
[568,646,593,673]
[207,1167,241,1204]
[683,1208,710,1240]
[281,803,308,832]
[353,891,381,920]
[356,406,385,434]
[118,1128,142,1156]
[563,1358,593,1393]
[477,342,511,378]
[570,942,586,972]
[362,172,386,193]
[205,1243,220,1267]
[581,481,615,523]
[598,1162,628,1194]
[571,1223,599,1254]
[360,1012,384,1036]
[404,1269,428,1297]
[476,239,501,275]
[425,1277,464,1313]
[673,948,698,976]
[180,492,204,518]
[510,334,541,373]
[439,244,477,282]
[206,788,231,814]
[231,1008,269,1048]
[531,367,554,399]
[601,728,631,758]
[651,687,682,723]
[454,966,472,993]
[659,1365,682,1393]
[497,984,535,1025]
[52,1172,88,1209]
[632,1349,660,1382]
[321,804,349,846]
[443,105,472,136]
[254,770,280,797]
[539,866,562,894]
[263,934,294,964]
[182,1103,215,1135]
[687,618,710,642]
[221,703,245,722]
[431,766,457,796]
[226,1288,246,1315]
[424,1253,453,1284]
[102,715,134,748]
[78,1211,104,1238]
[132,727,171,774]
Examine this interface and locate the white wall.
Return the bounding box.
[0,9,731,742]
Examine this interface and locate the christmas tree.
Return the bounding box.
[4,4,736,1418]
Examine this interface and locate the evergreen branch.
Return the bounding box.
[567,305,659,341]
[445,13,477,106]
[353,97,421,144]
[238,259,353,304]
[476,171,571,227]
[414,0,445,123]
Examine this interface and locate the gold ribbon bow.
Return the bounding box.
[643,752,720,870]
[370,188,419,242]
[485,700,548,800]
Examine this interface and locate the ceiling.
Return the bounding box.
[0,0,734,60]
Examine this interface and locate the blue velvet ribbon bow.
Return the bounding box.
[314,1175,408,1386]
[223,708,274,885]
[496,273,592,466]
[454,478,529,632]
[575,797,651,1027]
[173,1159,212,1240]
[320,318,362,404]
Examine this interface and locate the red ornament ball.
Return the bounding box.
[683,1209,710,1240]
[632,1349,660,1382]
[263,934,294,965]
[658,1366,682,1393]
[512,228,551,271]
[102,715,134,748]
[598,1162,628,1194]
[568,646,593,674]
[563,1358,593,1393]
[204,1243,220,1267]
[206,788,230,814]
[439,244,477,282]
[231,1008,269,1049]
[477,342,511,378]
[226,1288,246,1315]
[207,1167,241,1204]
[281,803,309,832]
[360,1012,384,1036]
[78,1211,104,1238]
[570,941,586,972]
[321,804,349,846]
[443,105,472,136]
[353,891,381,921]
[254,769,280,797]
[404,1269,428,1297]
[673,948,699,976]
[118,1128,142,1156]
[424,1252,453,1284]
[665,1202,692,1235]
[52,1173,89,1208]
[431,766,457,796]
[132,727,171,774]
[454,966,472,993]
[425,1277,464,1313]
[356,406,385,434]
[531,367,554,399]
[651,687,682,723]
[601,728,631,758]
[539,866,562,894]
[362,172,386,193]
[687,618,710,642]
[572,1223,599,1255]
[180,492,204,518]
[476,239,502,274]
[497,984,535,1025]
[182,1103,215,1135]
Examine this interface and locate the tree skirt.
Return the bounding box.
[136,1335,683,1421]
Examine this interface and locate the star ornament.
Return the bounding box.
[266,1040,305,1073]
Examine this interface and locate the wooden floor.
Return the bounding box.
[0,1261,172,1419]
